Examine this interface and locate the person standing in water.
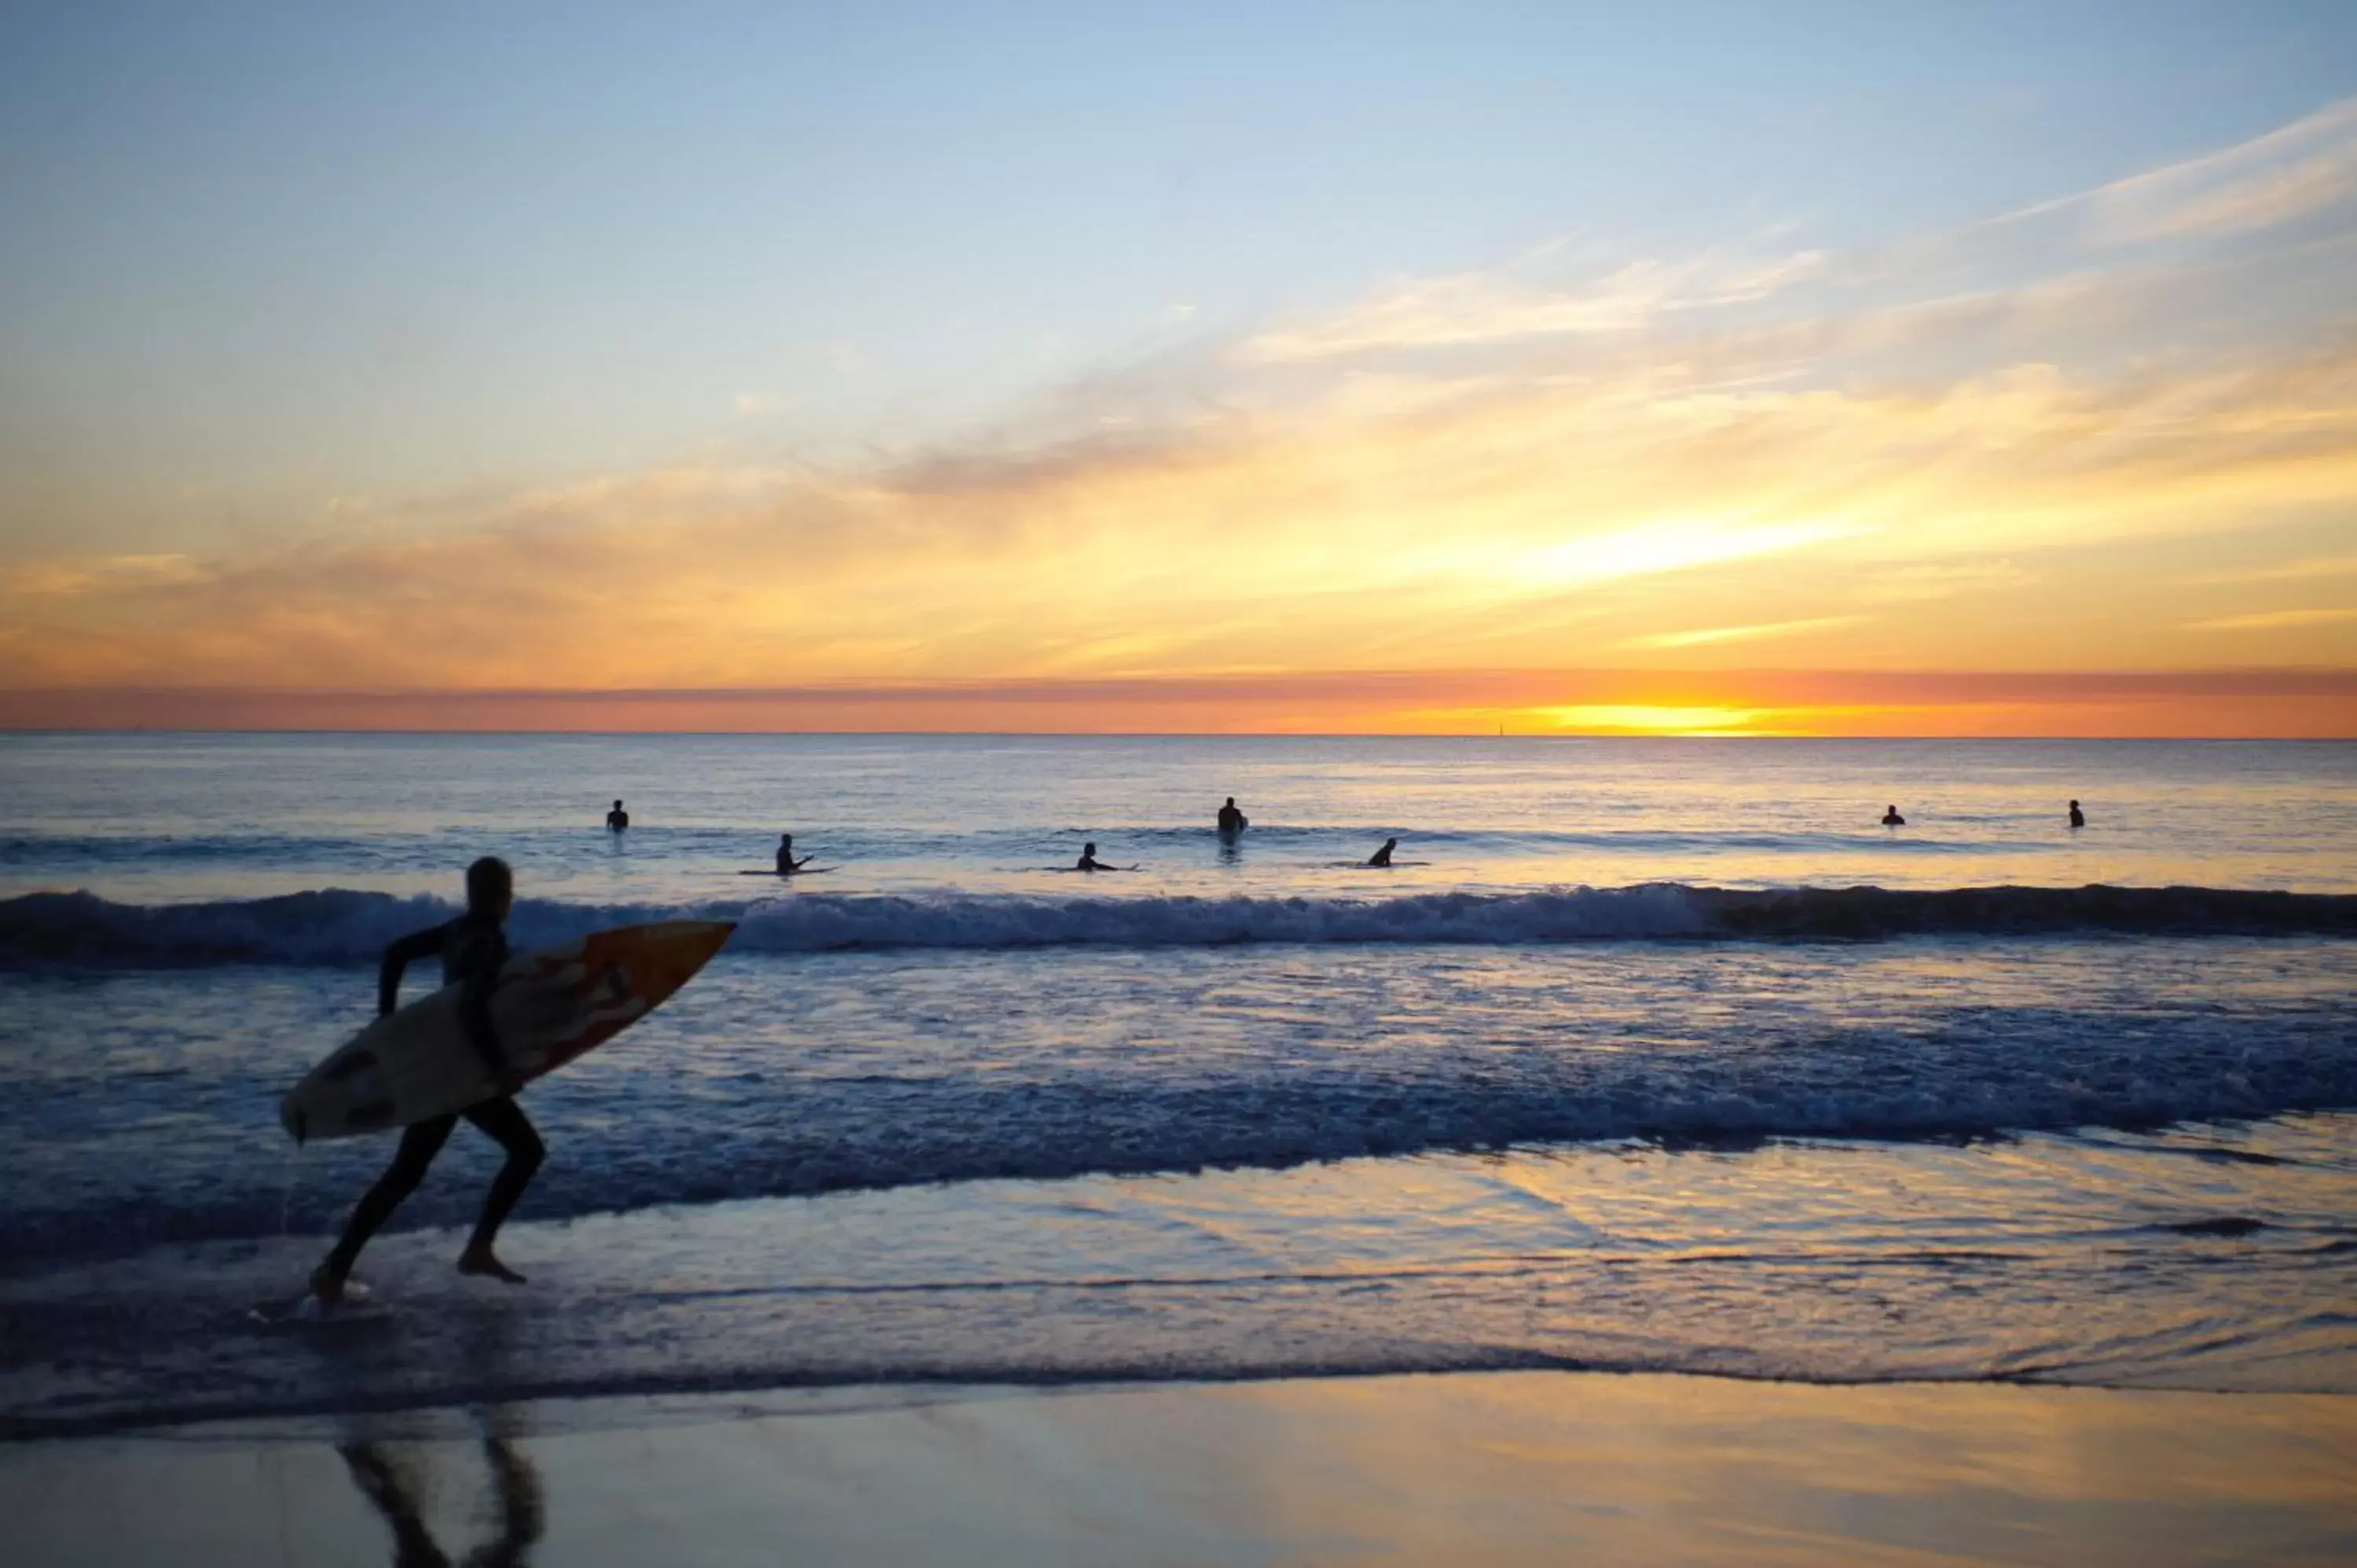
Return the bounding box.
[775,833,814,874]
[1368,837,1398,866]
[312,855,543,1302]
[1216,797,1248,835]
[606,800,629,832]
[2069,800,2086,829]
[1881,805,1906,826]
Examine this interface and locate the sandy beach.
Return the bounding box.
[7,1370,2354,1566]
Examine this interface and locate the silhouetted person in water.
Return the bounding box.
[1216,797,1248,834]
[312,855,542,1303]
[1076,841,1120,871]
[2069,800,2085,829]
[606,799,629,832]
[1881,805,1906,826]
[775,833,813,874]
[1369,837,1398,866]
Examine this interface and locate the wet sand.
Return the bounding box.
[6,1370,2353,1566]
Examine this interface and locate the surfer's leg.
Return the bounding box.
[456,1097,542,1283]
[317,1115,457,1295]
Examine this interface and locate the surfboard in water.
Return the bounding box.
[280,920,735,1142]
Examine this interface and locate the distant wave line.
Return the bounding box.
[2,883,2352,965]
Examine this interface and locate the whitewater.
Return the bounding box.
[2,733,2352,1434]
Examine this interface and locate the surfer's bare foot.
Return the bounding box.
[456,1247,527,1285]
[310,1263,346,1304]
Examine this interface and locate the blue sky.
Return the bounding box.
[6,2,2353,548]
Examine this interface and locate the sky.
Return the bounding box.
[2,1,2354,735]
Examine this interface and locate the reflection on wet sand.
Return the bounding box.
[338,1434,542,1568]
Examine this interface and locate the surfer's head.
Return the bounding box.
[466,855,514,919]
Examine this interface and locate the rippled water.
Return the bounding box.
[5,733,2353,902]
[0,734,2350,1434]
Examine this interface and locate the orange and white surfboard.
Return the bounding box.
[281,920,735,1142]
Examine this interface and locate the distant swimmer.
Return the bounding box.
[1881,805,1906,826]
[606,800,629,833]
[1216,797,1249,835]
[312,855,541,1305]
[1369,837,1398,866]
[2069,800,2086,829]
[775,833,814,875]
[1076,841,1124,871]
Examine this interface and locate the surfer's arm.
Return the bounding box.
[376,925,448,1016]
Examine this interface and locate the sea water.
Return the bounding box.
[1,734,2352,1434]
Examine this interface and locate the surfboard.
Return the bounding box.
[736,867,835,876]
[280,920,735,1143]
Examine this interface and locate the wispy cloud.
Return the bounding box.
[2186,607,2357,632]
[1243,247,1827,361]
[2085,98,2357,243]
[1623,616,1860,650]
[2194,553,2357,585]
[1,555,209,598]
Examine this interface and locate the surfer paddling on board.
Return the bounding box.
[775,833,815,875]
[606,799,629,832]
[311,855,542,1302]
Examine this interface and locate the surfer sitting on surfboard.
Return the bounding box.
[775,833,814,875]
[311,855,542,1303]
[1076,841,1121,871]
[1369,837,1398,866]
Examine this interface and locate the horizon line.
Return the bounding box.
[2,667,2352,739]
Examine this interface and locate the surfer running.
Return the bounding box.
[775,833,813,874]
[606,800,629,832]
[311,855,543,1302]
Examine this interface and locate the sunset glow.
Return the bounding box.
[2,9,2352,735]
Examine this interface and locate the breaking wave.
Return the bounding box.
[2,882,2352,965]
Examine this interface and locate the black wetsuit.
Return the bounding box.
[324,914,544,1277]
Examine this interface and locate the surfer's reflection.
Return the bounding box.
[337,1434,544,1568]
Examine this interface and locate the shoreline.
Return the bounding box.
[8,1370,2354,1566]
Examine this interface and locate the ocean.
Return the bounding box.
[2,732,2353,1436]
